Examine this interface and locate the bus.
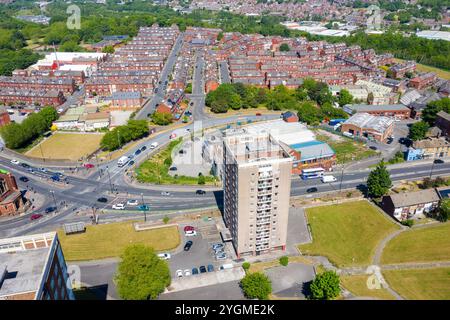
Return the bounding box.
[301,168,325,180]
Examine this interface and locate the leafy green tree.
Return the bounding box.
[421,98,450,126]
[309,271,341,300]
[152,112,173,126]
[115,244,171,300]
[408,121,429,141]
[338,89,353,107]
[102,45,115,54]
[242,262,251,272]
[184,83,192,94]
[198,174,206,185]
[279,43,290,51]
[279,256,289,266]
[217,32,224,41]
[240,272,272,300]
[438,198,450,222]
[297,101,321,125]
[367,161,392,198]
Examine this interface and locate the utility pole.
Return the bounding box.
[430,156,436,178]
[339,154,346,193]
[106,166,113,193]
[50,190,57,212]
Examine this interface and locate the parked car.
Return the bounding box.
[212,243,224,251]
[141,146,147,151]
[10,159,20,165]
[184,226,195,232]
[199,266,207,273]
[45,206,56,214]
[97,197,108,203]
[306,187,318,193]
[112,203,125,210]
[84,163,95,169]
[434,159,444,164]
[169,167,177,171]
[196,190,206,195]
[207,264,214,272]
[127,199,139,206]
[369,146,377,150]
[255,112,262,116]
[192,267,199,275]
[30,214,43,221]
[161,191,170,196]
[387,138,393,144]
[176,269,183,277]
[216,252,227,260]
[184,240,193,251]
[185,230,197,237]
[19,176,29,182]
[157,253,171,260]
[184,269,191,276]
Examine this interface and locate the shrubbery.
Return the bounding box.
[100,119,148,151]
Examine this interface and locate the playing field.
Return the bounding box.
[383,268,450,300]
[298,201,400,267]
[381,222,450,264]
[26,133,103,161]
[58,222,180,261]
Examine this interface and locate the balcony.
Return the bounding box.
[256,218,270,225]
[257,197,272,204]
[257,204,271,211]
[256,211,271,218]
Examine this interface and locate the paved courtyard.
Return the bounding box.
[265,263,316,299]
[160,280,245,300]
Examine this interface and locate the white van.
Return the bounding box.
[150,142,159,149]
[321,175,337,183]
[220,263,233,270]
[342,131,353,138]
[117,156,129,167]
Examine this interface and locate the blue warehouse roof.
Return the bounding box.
[290,140,335,161]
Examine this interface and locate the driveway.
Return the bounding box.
[265,263,316,298]
[286,207,311,254]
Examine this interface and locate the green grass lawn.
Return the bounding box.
[381,222,450,264]
[136,138,216,185]
[26,132,103,161]
[298,201,400,267]
[340,275,396,300]
[383,268,450,300]
[393,58,450,80]
[58,222,180,261]
[315,134,378,164]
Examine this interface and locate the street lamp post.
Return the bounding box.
[430,155,436,178]
[106,166,113,193]
[140,193,147,222]
[50,190,57,212]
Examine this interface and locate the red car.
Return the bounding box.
[255,112,262,116]
[84,163,95,169]
[183,226,195,232]
[30,214,43,220]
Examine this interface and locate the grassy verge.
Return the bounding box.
[315,134,378,164]
[58,222,180,261]
[340,275,396,300]
[383,268,450,300]
[298,201,400,267]
[394,58,450,80]
[136,138,216,185]
[381,222,450,264]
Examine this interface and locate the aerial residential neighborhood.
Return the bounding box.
[0,0,449,312]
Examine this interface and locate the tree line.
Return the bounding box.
[0,107,58,149]
[100,119,149,151]
[205,79,351,125]
[409,98,450,141]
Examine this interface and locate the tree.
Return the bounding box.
[115,244,171,300]
[408,121,429,141]
[367,161,392,197]
[184,83,192,94]
[198,173,206,185]
[102,45,115,54]
[163,216,170,224]
[309,271,341,300]
[438,198,450,222]
[279,256,289,266]
[242,262,251,272]
[240,272,272,300]
[217,32,224,41]
[152,112,172,126]
[338,89,353,107]
[421,98,450,125]
[279,43,290,51]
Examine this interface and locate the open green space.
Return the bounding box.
[315,134,378,164]
[298,201,400,267]
[381,223,450,264]
[394,58,450,80]
[58,222,180,261]
[383,268,450,300]
[340,275,396,300]
[136,138,216,185]
[26,133,103,161]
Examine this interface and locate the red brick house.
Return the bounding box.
[0,170,25,217]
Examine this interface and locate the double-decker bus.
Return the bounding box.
[300,168,325,180]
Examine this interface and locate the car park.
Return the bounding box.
[157,253,171,260]
[112,203,125,210]
[161,191,170,196]
[30,214,43,221]
[196,190,206,195]
[199,266,207,273]
[184,269,191,276]
[97,197,108,203]
[176,269,183,277]
[10,159,20,165]
[19,176,29,182]
[127,199,139,206]
[207,264,214,272]
[306,187,318,193]
[192,267,199,275]
[434,159,444,164]
[184,240,193,251]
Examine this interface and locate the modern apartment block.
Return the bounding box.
[0,232,75,300]
[222,132,293,258]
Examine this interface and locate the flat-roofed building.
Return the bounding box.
[223,132,292,258]
[343,104,411,120]
[0,232,74,300]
